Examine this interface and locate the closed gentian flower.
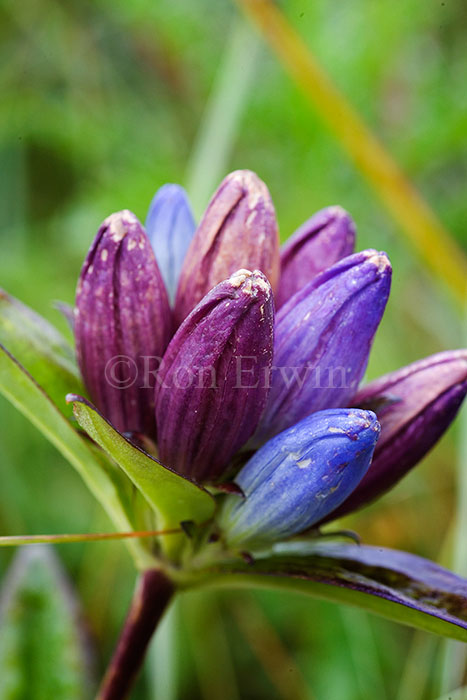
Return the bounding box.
[5,165,467,692]
[75,210,172,436]
[276,205,356,308]
[145,184,196,305]
[174,170,280,326]
[220,408,380,547]
[323,350,467,520]
[70,171,464,554]
[155,269,274,482]
[254,250,392,444]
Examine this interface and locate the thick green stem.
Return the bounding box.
[97,569,175,700]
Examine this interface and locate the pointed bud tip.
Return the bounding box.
[228,269,272,297]
[363,250,391,274]
[342,410,380,441]
[329,204,351,221]
[222,170,273,216]
[102,210,139,242]
[226,168,263,189]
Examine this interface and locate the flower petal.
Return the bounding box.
[221,408,380,547]
[323,349,467,520]
[277,205,355,308]
[174,170,279,326]
[75,210,172,437]
[156,269,274,482]
[254,250,392,443]
[145,184,196,304]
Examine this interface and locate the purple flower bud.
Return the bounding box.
[324,350,467,520]
[221,408,380,547]
[145,184,196,304]
[174,170,280,327]
[75,210,172,437]
[276,206,356,308]
[156,269,274,482]
[254,250,392,444]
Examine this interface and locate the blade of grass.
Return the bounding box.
[185,14,261,217]
[395,632,437,700]
[340,607,388,700]
[146,596,180,700]
[236,0,467,305]
[231,592,313,700]
[439,311,467,693]
[183,591,240,700]
[0,529,182,546]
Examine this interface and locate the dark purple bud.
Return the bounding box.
[254,250,392,444]
[276,206,356,308]
[145,184,196,305]
[174,170,280,326]
[220,408,380,547]
[155,269,274,482]
[324,350,467,520]
[75,210,172,437]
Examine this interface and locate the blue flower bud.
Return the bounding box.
[221,408,380,547]
[253,250,391,444]
[323,349,467,520]
[145,184,196,304]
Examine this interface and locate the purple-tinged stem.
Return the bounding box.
[97,569,175,700]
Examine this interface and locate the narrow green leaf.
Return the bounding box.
[0,345,153,569]
[185,542,467,642]
[69,395,216,533]
[0,290,83,415]
[0,546,93,700]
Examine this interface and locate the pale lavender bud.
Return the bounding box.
[75,210,172,437]
[145,184,195,305]
[253,250,392,444]
[174,170,279,326]
[323,350,467,520]
[276,206,356,308]
[156,269,274,482]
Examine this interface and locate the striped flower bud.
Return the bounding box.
[324,350,467,520]
[221,408,380,547]
[276,206,356,308]
[145,184,195,304]
[174,170,280,326]
[254,250,392,444]
[75,210,172,437]
[155,269,274,481]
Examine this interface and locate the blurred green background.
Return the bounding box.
[0,0,466,698]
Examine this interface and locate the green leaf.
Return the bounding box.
[0,344,153,569]
[0,546,93,700]
[185,542,467,642]
[69,395,216,534]
[0,290,84,415]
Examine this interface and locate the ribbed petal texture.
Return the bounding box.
[254,250,392,444]
[75,210,172,436]
[156,269,274,481]
[174,170,279,326]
